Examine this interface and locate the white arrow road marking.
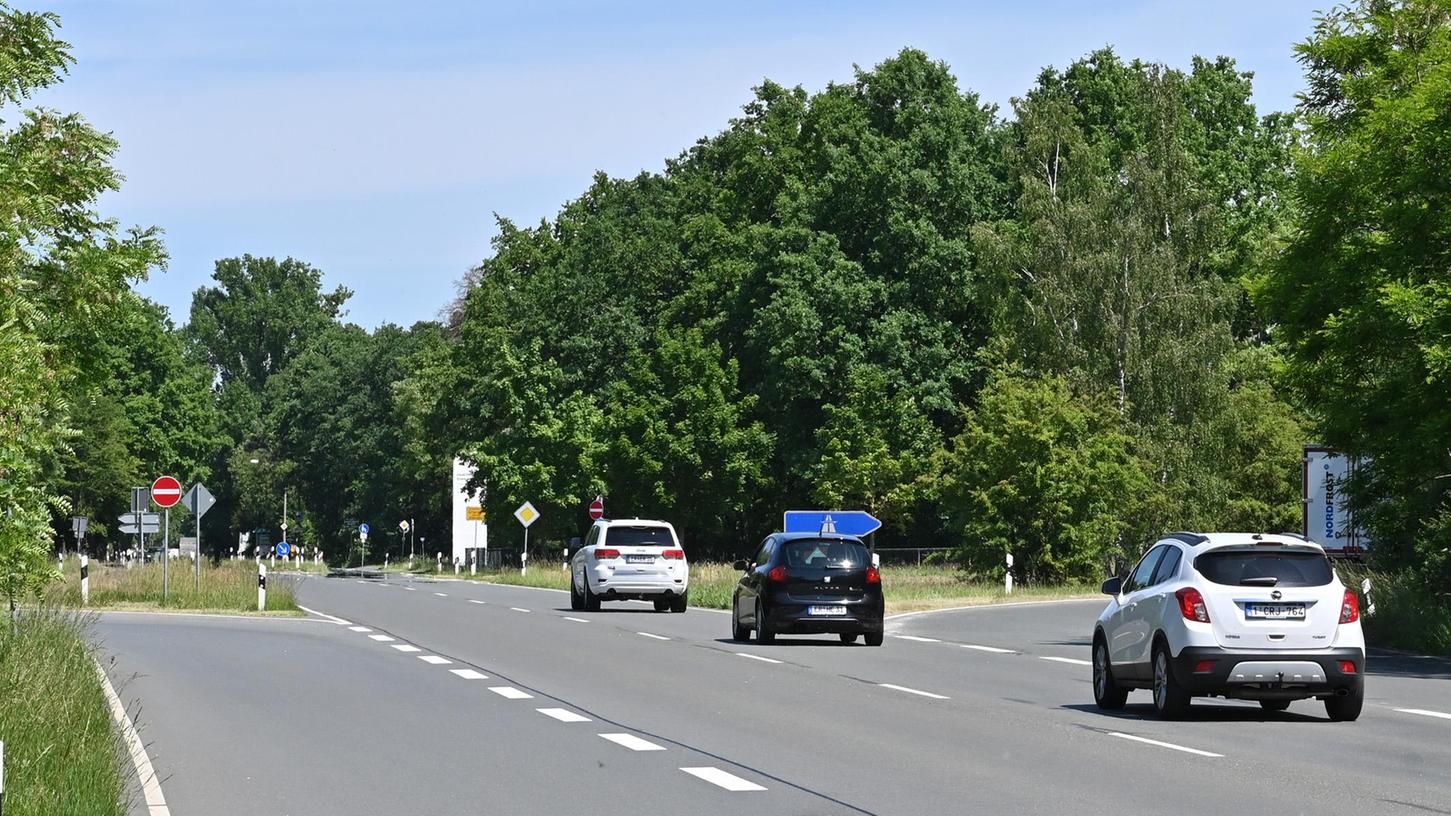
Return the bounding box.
[1107,731,1224,758]
[368,634,395,642]
[638,632,670,641]
[449,669,488,680]
[537,708,590,723]
[96,660,171,815]
[960,644,1016,653]
[879,683,950,700]
[1040,656,1092,666]
[599,733,665,751]
[489,686,533,700]
[680,767,766,791]
[735,652,782,664]
[1396,708,1451,720]
[390,644,421,653]
[348,626,372,632]
[418,655,451,665]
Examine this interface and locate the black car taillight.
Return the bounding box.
[768,565,788,583]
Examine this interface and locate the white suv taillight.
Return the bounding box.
[1340,588,1360,623]
[1176,587,1211,623]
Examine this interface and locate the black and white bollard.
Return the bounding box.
[257,563,267,611]
[80,554,90,606]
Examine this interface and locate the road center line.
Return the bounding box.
[735,652,783,664]
[368,634,395,642]
[434,592,448,597]
[449,669,488,680]
[468,600,486,605]
[879,683,950,700]
[95,660,171,816]
[418,655,452,665]
[638,632,670,640]
[1107,731,1224,758]
[489,686,534,700]
[403,587,417,591]
[537,708,591,723]
[680,767,767,792]
[563,616,590,623]
[894,635,941,643]
[390,644,422,653]
[961,644,1016,654]
[599,733,666,751]
[510,607,530,613]
[297,605,350,625]
[1395,708,1451,720]
[1040,656,1092,666]
[348,626,372,632]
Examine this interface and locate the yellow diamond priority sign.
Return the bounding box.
[514,501,539,528]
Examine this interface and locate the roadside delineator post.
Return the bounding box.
[258,563,267,611]
[2,738,6,816]
[1005,552,1014,595]
[470,554,476,576]
[454,557,460,576]
[81,554,90,606]
[436,552,441,573]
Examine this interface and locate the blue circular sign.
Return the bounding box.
[359,523,370,535]
[276,541,291,557]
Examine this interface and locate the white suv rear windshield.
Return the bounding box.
[1194,549,1333,587]
[604,526,675,548]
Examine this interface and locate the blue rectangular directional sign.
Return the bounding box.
[782,510,882,537]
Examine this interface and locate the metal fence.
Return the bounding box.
[873,547,954,567]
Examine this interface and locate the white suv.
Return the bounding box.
[569,519,689,612]
[1092,532,1365,721]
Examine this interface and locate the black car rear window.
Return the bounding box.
[604,526,674,547]
[1193,549,1334,587]
[783,539,869,569]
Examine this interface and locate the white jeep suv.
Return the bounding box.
[569,519,689,612]
[1092,532,1365,721]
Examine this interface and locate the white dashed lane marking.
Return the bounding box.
[563,616,590,623]
[1040,656,1092,666]
[403,587,417,591]
[418,656,452,665]
[599,733,665,751]
[468,600,486,605]
[434,592,448,597]
[297,605,350,625]
[960,644,1015,654]
[348,626,372,633]
[449,669,488,680]
[638,632,670,641]
[1107,732,1224,758]
[510,607,531,613]
[879,683,949,700]
[489,686,534,700]
[894,635,941,643]
[537,708,591,723]
[681,767,767,792]
[1396,708,1451,721]
[368,634,395,642]
[391,644,422,653]
[735,653,782,664]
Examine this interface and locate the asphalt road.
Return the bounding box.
[94,574,1451,815]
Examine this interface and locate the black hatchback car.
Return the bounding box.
[731,533,884,645]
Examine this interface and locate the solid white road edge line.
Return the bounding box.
[95,660,171,816]
[878,683,950,700]
[390,644,422,653]
[1395,708,1451,720]
[960,644,1016,654]
[563,616,590,623]
[489,686,534,700]
[297,605,351,625]
[1107,731,1224,758]
[1040,656,1092,666]
[418,655,452,665]
[680,767,767,792]
[735,652,782,664]
[537,708,591,723]
[638,632,670,640]
[599,733,666,751]
[894,635,941,643]
[449,669,488,680]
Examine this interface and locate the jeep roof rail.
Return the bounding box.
[1166,531,1208,545]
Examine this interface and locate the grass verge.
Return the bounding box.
[1338,566,1451,656]
[45,559,301,614]
[0,610,126,816]
[440,562,1096,616]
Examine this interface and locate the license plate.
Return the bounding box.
[1244,603,1306,620]
[808,605,847,616]
[625,555,654,564]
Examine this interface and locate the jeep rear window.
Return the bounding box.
[604,526,675,547]
[1193,549,1334,587]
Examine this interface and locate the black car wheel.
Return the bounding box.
[1093,640,1129,710]
[582,578,601,612]
[1260,699,1292,713]
[731,599,750,641]
[1325,686,1363,722]
[1152,645,1191,719]
[839,633,859,644]
[671,591,688,613]
[756,599,775,644]
[569,575,584,611]
[653,598,670,612]
[864,630,883,647]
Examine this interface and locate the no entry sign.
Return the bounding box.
[589,496,604,521]
[151,475,182,508]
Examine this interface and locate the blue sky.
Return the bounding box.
[37,0,1327,329]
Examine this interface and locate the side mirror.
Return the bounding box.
[1101,576,1123,596]
[732,559,749,572]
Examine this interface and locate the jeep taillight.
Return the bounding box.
[1340,588,1359,623]
[661,549,684,560]
[1176,587,1210,622]
[594,548,620,560]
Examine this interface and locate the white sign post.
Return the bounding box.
[514,502,539,576]
[1005,552,1014,595]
